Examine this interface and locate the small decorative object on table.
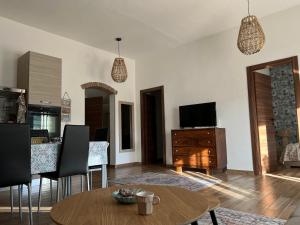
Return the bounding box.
[51,137,62,143]
[61,92,71,122]
[112,188,143,204]
[31,137,48,144]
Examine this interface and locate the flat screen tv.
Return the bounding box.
[179,102,216,128]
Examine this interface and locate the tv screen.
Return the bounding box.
[179,102,216,128]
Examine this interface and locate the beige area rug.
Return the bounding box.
[109,171,221,191]
[197,207,286,225]
[110,172,287,225]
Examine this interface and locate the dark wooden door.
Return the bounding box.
[85,97,103,140]
[141,94,157,164]
[141,86,166,165]
[254,72,277,173]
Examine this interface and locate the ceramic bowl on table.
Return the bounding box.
[112,188,143,204]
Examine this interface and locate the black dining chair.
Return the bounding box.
[0,124,33,225]
[89,127,109,189]
[38,125,90,212]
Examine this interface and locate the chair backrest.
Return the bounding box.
[94,128,109,141]
[0,124,31,188]
[58,125,90,177]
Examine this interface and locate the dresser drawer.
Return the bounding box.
[173,155,216,167]
[173,147,216,157]
[173,129,215,138]
[172,136,215,147]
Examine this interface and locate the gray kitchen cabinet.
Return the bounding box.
[17,51,62,107]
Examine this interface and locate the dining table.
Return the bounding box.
[31,141,109,188]
[50,184,220,225]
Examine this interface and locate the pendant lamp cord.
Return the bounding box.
[247,0,250,16]
[117,41,120,57]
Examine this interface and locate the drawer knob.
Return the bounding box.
[208,140,211,143]
[174,133,177,136]
[207,132,210,134]
[176,149,178,152]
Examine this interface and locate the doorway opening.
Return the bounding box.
[247,56,300,175]
[82,82,117,165]
[140,86,166,165]
[85,89,110,141]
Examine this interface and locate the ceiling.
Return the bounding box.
[0,0,299,58]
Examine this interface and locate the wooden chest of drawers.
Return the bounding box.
[172,128,227,173]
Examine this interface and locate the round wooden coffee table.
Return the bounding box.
[51,185,218,225]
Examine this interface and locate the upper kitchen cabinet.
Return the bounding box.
[17,51,62,107]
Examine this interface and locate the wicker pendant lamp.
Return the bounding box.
[111,37,127,83]
[237,0,265,55]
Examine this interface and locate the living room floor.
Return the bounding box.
[0,165,300,225]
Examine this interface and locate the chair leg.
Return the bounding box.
[27,183,33,225]
[86,173,90,191]
[63,178,68,197]
[101,165,107,188]
[65,177,70,196]
[80,176,83,192]
[10,186,13,215]
[56,178,60,203]
[210,210,218,225]
[50,180,53,202]
[18,185,22,222]
[62,178,66,199]
[65,177,69,196]
[67,177,70,196]
[90,171,93,190]
[69,177,72,195]
[38,177,43,213]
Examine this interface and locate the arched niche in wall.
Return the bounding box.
[81,82,118,95]
[81,82,117,165]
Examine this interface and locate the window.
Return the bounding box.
[120,102,134,151]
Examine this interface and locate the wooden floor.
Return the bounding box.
[1,165,300,224]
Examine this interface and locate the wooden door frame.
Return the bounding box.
[140,86,166,165]
[247,56,300,175]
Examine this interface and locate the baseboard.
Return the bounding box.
[165,164,174,169]
[226,169,254,175]
[110,162,142,168]
[283,161,300,168]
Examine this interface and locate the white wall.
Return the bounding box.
[0,16,137,165]
[1,5,300,170]
[135,6,300,171]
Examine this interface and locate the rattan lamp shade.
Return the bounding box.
[237,15,265,55]
[111,57,127,83]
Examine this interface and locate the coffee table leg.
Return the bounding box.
[210,210,218,225]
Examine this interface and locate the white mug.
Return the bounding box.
[136,191,160,215]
